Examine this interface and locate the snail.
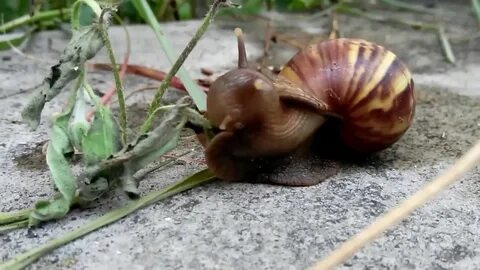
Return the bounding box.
[199,28,415,186]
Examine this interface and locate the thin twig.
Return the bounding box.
[133,150,193,181]
[336,5,439,31]
[380,0,437,14]
[437,26,456,64]
[124,85,159,100]
[140,0,232,133]
[310,139,480,270]
[261,18,274,68]
[328,12,340,39]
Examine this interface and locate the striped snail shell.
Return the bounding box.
[201,29,415,183]
[276,38,415,152]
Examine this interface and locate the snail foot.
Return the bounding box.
[252,154,340,186]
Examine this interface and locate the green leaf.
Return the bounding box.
[21,24,104,129]
[82,105,122,165]
[71,0,102,30]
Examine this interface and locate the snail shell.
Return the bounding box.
[276,38,415,152]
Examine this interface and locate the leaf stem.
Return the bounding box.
[98,10,128,145]
[139,0,229,133]
[0,169,215,270]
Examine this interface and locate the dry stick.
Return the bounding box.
[310,139,480,270]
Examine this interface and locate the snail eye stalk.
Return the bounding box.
[235,28,248,69]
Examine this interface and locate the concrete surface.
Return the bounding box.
[1,2,480,269]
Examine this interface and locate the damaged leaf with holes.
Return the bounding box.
[21,21,106,129]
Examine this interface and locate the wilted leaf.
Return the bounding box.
[21,24,105,129]
[30,124,77,225]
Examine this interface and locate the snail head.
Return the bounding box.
[206,28,280,132]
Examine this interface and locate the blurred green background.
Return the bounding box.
[0,0,332,25]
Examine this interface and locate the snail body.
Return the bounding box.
[203,29,415,185]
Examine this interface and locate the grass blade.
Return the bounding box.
[473,0,480,26]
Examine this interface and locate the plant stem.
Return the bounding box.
[131,0,207,112]
[0,208,31,226]
[0,169,215,270]
[0,220,29,234]
[139,0,228,133]
[0,8,71,33]
[98,11,128,145]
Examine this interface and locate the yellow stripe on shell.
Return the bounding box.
[279,66,304,87]
[350,71,411,118]
[350,50,397,108]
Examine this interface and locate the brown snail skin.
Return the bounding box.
[202,28,415,185]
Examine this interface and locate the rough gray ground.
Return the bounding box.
[1,2,480,269]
